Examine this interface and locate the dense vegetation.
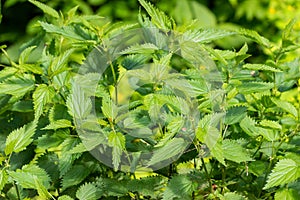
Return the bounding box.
[0,0,299,199]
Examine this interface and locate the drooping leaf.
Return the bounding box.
[61,165,91,190]
[29,0,59,18]
[222,139,253,163]
[5,122,37,155]
[264,159,300,189]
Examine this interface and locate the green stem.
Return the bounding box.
[14,182,21,200]
[109,62,118,105]
[201,158,213,193]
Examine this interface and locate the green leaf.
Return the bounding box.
[5,122,37,155]
[127,176,167,198]
[163,175,196,200]
[197,126,220,151]
[33,84,55,119]
[58,196,74,200]
[225,106,248,125]
[224,192,246,200]
[272,98,298,118]
[76,182,102,200]
[148,138,187,166]
[240,116,259,137]
[18,46,36,65]
[0,169,8,191]
[259,119,282,130]
[8,164,51,189]
[0,74,35,97]
[237,28,271,47]
[34,177,52,199]
[11,100,33,112]
[67,82,92,120]
[222,139,253,163]
[182,29,235,44]
[243,64,282,72]
[39,21,85,40]
[42,119,72,130]
[102,97,118,121]
[108,132,125,171]
[138,0,174,30]
[62,165,91,190]
[0,67,18,82]
[67,142,87,154]
[211,140,225,165]
[49,49,74,77]
[264,159,300,189]
[237,81,273,94]
[275,188,298,200]
[29,0,59,18]
[59,137,81,177]
[121,43,159,54]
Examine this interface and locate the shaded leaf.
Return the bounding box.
[5,122,37,155]
[62,165,91,190]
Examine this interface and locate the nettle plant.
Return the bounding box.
[0,0,300,199]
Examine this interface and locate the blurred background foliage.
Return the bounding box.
[0,0,299,62]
